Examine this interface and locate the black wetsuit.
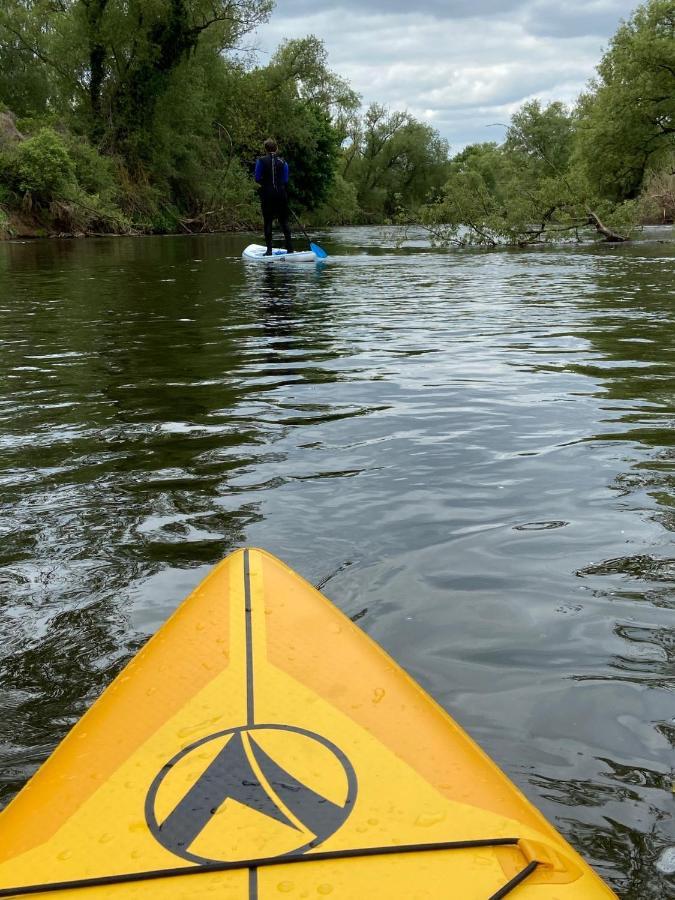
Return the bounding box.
[255,154,294,254]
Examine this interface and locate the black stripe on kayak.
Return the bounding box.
[488,860,540,899]
[244,548,254,727]
[243,550,260,900]
[249,867,258,900]
[0,838,535,897]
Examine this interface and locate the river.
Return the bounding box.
[0,227,673,897]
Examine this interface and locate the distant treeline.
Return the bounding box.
[0,0,673,243]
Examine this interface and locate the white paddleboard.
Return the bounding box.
[242,243,320,263]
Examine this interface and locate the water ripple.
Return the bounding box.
[1,229,674,897]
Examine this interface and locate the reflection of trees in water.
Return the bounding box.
[529,767,672,900]
[552,247,675,899]
[561,247,675,561]
[569,816,669,900]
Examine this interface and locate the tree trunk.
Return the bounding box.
[84,0,110,144]
[586,208,629,242]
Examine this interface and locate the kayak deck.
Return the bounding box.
[0,549,615,898]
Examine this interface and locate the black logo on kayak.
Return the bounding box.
[145,724,357,864]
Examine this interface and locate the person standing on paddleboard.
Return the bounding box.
[254,138,294,256]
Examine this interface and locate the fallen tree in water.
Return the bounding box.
[411,101,636,248]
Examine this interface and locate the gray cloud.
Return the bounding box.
[523,1,634,38]
[252,1,637,149]
[273,0,528,18]
[273,0,631,30]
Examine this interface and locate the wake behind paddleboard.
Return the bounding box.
[242,244,319,263]
[0,549,616,898]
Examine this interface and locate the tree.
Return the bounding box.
[0,0,274,158]
[575,0,675,201]
[0,1,78,118]
[266,36,360,138]
[418,101,636,248]
[341,104,450,221]
[215,37,358,214]
[505,100,575,173]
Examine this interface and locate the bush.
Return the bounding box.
[207,162,259,228]
[66,137,118,200]
[0,126,135,234]
[52,187,133,234]
[10,128,76,202]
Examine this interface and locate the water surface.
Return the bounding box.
[0,228,674,897]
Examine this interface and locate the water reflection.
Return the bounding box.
[0,231,674,897]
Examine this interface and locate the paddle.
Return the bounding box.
[289,208,328,258]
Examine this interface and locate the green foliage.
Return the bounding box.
[341,104,450,222]
[506,101,575,173]
[0,42,52,120]
[0,125,133,233]
[419,101,638,248]
[283,106,341,211]
[66,136,118,199]
[269,36,360,126]
[310,173,361,226]
[54,187,133,234]
[575,0,675,200]
[8,128,76,200]
[220,37,355,213]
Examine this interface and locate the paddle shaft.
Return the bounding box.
[289,207,314,245]
[287,207,327,257]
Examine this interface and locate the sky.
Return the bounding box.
[250,0,639,151]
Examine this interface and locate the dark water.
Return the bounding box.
[1,228,674,897]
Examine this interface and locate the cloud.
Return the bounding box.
[273,0,526,17]
[251,1,637,149]
[523,1,634,38]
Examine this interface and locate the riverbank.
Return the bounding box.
[0,208,254,241]
[2,214,672,243]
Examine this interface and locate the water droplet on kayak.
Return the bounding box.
[415,810,445,827]
[98,832,113,844]
[373,687,385,703]
[277,881,294,892]
[656,847,675,874]
[57,849,73,861]
[318,885,333,895]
